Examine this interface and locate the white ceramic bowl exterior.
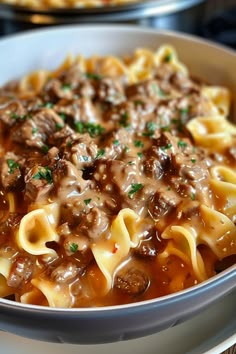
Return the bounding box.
[0,25,235,344]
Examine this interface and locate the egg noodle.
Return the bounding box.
[0,45,235,308]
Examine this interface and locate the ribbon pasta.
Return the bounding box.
[16,208,59,257]
[91,208,140,294]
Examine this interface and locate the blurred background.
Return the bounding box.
[0,0,235,49]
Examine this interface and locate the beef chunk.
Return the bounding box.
[42,79,73,101]
[50,262,80,284]
[170,72,200,94]
[114,267,149,296]
[7,256,33,288]
[143,156,164,179]
[11,108,65,149]
[62,133,98,169]
[95,77,125,105]
[53,159,88,199]
[126,79,165,100]
[93,159,138,195]
[0,152,23,190]
[134,239,157,258]
[78,207,109,240]
[0,100,27,127]
[55,97,98,125]
[148,188,181,220]
[24,165,53,203]
[0,213,22,237]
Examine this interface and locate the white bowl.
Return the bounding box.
[0,25,235,344]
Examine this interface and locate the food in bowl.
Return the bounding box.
[0,42,235,309]
[0,0,141,8]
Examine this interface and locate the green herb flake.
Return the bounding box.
[152,83,165,97]
[119,112,130,128]
[32,166,53,184]
[134,100,143,106]
[62,83,71,91]
[32,127,38,134]
[161,125,170,132]
[134,140,144,148]
[142,121,157,137]
[7,159,20,174]
[96,148,105,159]
[70,243,78,253]
[85,73,101,81]
[164,53,173,62]
[42,102,54,109]
[178,140,188,148]
[56,123,64,131]
[160,143,172,151]
[84,198,92,205]
[41,144,49,154]
[124,145,129,153]
[75,122,105,137]
[58,113,66,121]
[137,152,143,158]
[191,193,196,201]
[10,112,26,120]
[191,158,196,163]
[128,183,143,198]
[180,107,189,116]
[67,140,72,148]
[128,161,134,165]
[113,140,119,146]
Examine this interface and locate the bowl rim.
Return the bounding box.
[0,24,235,313]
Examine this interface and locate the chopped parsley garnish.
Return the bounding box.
[62,83,71,91]
[32,166,53,184]
[7,159,20,174]
[142,121,157,137]
[42,102,54,109]
[96,148,105,159]
[164,53,173,62]
[160,143,172,150]
[180,107,189,121]
[134,100,143,106]
[152,83,165,96]
[67,140,72,148]
[58,113,66,121]
[178,140,188,148]
[128,183,143,198]
[75,122,105,137]
[41,144,49,154]
[191,158,196,163]
[84,198,92,205]
[119,112,130,127]
[85,73,101,81]
[134,140,144,148]
[32,127,38,134]
[70,243,78,253]
[113,140,119,146]
[10,113,27,120]
[128,161,134,165]
[124,145,129,153]
[55,123,64,131]
[191,193,196,201]
[161,125,170,132]
[137,152,143,158]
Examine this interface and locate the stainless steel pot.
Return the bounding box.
[0,0,206,35]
